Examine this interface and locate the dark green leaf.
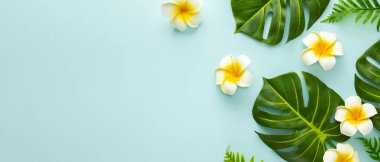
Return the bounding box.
[253,72,349,162]
[231,0,330,45]
[354,40,380,131]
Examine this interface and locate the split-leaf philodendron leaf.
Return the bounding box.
[253,72,349,162]
[354,40,380,131]
[231,0,330,45]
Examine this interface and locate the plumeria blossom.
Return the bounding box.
[335,96,378,136]
[215,55,252,95]
[301,31,343,70]
[161,0,203,31]
[323,143,360,162]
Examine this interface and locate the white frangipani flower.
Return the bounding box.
[323,143,360,162]
[335,96,378,136]
[215,55,253,95]
[301,31,343,70]
[161,0,203,31]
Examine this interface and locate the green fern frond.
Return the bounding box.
[224,146,263,162]
[358,137,380,161]
[322,0,380,31]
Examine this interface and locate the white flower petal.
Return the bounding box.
[356,119,373,135]
[353,151,360,162]
[188,0,203,12]
[171,17,187,31]
[332,42,343,56]
[340,121,358,136]
[335,107,348,122]
[221,81,237,95]
[323,149,338,162]
[219,55,233,68]
[186,13,202,28]
[319,56,336,71]
[236,55,251,70]
[215,69,225,85]
[337,143,354,155]
[161,2,177,17]
[301,49,319,65]
[237,71,252,87]
[319,31,337,44]
[173,0,187,2]
[303,32,319,47]
[345,96,362,108]
[362,103,378,118]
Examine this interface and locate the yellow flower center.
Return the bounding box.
[220,60,244,83]
[311,37,334,57]
[335,152,353,162]
[174,2,196,22]
[345,106,367,125]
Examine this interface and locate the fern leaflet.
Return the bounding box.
[358,137,380,161]
[322,0,380,31]
[224,146,263,162]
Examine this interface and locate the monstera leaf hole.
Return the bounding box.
[261,1,310,42]
[262,13,272,40]
[253,71,349,162]
[365,55,380,69]
[231,0,330,45]
[354,40,380,131]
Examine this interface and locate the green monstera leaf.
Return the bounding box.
[253,72,349,162]
[231,0,330,45]
[354,40,380,131]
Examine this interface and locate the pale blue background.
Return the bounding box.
[0,0,379,161]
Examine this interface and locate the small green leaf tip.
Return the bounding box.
[224,146,263,162]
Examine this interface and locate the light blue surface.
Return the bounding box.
[0,0,379,161]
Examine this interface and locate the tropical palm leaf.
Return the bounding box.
[354,40,380,130]
[224,146,263,162]
[253,72,349,162]
[322,0,380,31]
[358,137,380,161]
[231,0,330,45]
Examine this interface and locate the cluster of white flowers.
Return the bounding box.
[322,96,378,162]
[161,1,378,162]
